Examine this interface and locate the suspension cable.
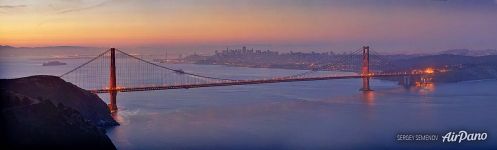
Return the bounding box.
[281,47,363,78]
[59,49,111,77]
[115,49,241,82]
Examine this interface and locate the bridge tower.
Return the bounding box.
[109,48,118,112]
[360,46,372,91]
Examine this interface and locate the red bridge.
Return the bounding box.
[59,46,431,112]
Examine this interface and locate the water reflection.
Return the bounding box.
[418,83,435,95]
[406,83,436,95]
[108,111,132,149]
[111,111,124,124]
[417,83,436,120]
[361,91,375,106]
[360,91,376,121]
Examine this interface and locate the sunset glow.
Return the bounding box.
[1,0,497,52]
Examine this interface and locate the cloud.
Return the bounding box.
[56,0,111,14]
[0,5,27,9]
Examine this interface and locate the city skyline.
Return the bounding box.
[1,0,497,53]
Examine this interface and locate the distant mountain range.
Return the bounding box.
[0,45,497,57]
[437,49,497,56]
[392,54,497,68]
[0,45,103,58]
[387,54,497,82]
[0,45,15,49]
[0,45,94,50]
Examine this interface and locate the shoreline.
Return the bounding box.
[172,62,497,84]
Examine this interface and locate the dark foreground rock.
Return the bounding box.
[0,75,118,127]
[0,75,117,149]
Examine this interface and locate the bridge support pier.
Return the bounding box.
[360,46,373,91]
[361,77,372,91]
[109,91,117,112]
[109,48,118,112]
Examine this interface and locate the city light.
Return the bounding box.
[424,68,435,74]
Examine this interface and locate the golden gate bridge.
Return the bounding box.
[59,46,430,112]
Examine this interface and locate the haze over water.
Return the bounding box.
[1,57,496,149]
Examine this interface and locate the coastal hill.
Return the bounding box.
[1,75,117,149]
[438,49,497,56]
[0,75,118,127]
[389,54,497,82]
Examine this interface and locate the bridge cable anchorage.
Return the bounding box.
[114,49,242,82]
[59,49,111,77]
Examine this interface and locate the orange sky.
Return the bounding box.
[1,0,497,52]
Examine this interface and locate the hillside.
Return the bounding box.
[390,55,497,82]
[0,75,118,149]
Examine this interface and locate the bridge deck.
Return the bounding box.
[89,73,421,93]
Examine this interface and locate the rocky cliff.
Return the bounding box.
[0,75,118,127]
[0,75,118,149]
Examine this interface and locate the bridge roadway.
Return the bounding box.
[89,73,422,93]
